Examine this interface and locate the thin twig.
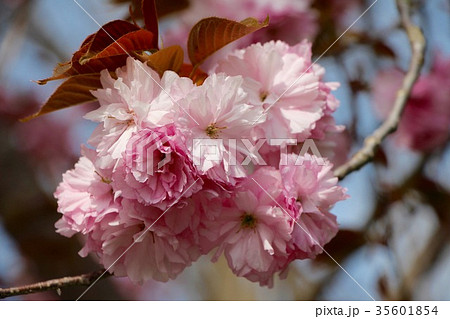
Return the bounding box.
[0,269,111,299]
[334,0,426,180]
[0,0,427,301]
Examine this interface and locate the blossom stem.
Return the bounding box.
[0,269,111,299]
[334,0,426,180]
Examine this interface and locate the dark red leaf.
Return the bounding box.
[142,0,159,48]
[155,0,189,18]
[38,29,154,84]
[81,29,155,62]
[80,33,96,48]
[86,20,140,55]
[112,0,190,19]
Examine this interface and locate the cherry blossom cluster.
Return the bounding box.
[55,40,348,286]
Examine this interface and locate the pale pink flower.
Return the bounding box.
[189,182,232,254]
[373,54,450,152]
[86,57,192,170]
[281,154,347,215]
[82,198,200,283]
[280,154,347,259]
[310,82,342,139]
[215,40,336,142]
[177,73,265,185]
[51,41,349,286]
[309,111,350,167]
[286,209,339,260]
[258,143,282,169]
[246,0,317,44]
[55,148,202,283]
[54,148,119,237]
[211,167,292,286]
[112,125,202,209]
[313,123,351,168]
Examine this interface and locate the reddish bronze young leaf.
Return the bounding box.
[81,29,155,63]
[187,16,269,66]
[37,62,72,84]
[38,29,154,84]
[23,74,103,121]
[31,2,165,120]
[146,45,183,77]
[142,0,159,49]
[75,55,130,74]
[179,64,208,85]
[37,54,127,85]
[81,33,96,48]
[84,20,140,55]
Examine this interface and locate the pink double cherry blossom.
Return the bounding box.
[55,41,348,286]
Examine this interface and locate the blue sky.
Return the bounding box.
[1,0,449,300]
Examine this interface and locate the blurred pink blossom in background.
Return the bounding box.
[374,53,450,152]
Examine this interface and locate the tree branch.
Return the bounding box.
[0,0,427,301]
[334,0,426,180]
[0,269,111,299]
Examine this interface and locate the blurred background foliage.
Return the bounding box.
[0,0,449,300]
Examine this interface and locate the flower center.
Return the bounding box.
[260,90,268,102]
[95,171,111,184]
[205,122,226,139]
[240,212,257,229]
